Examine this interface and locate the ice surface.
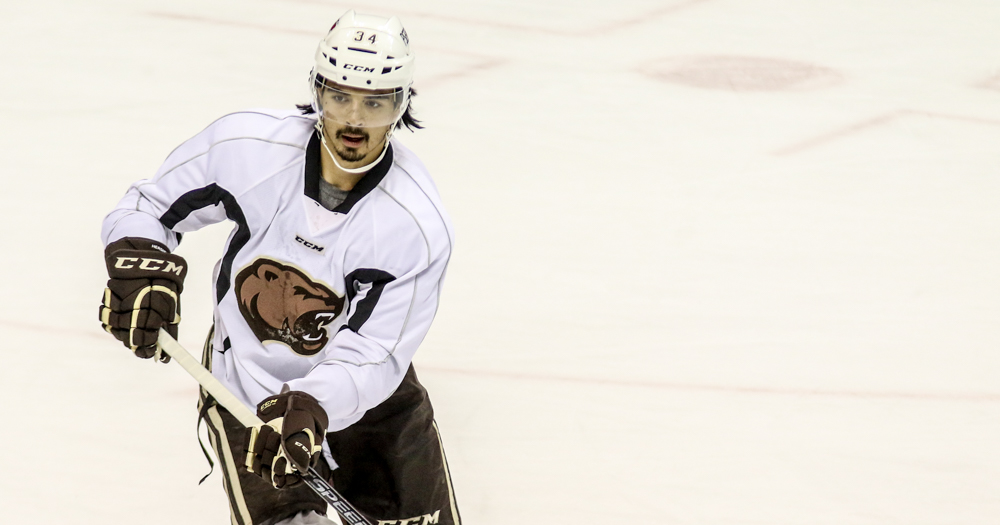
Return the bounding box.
[1,0,998,523]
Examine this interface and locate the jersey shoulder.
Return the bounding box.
[387,140,433,187]
[161,109,315,163]
[154,109,317,188]
[357,140,454,271]
[197,108,316,146]
[382,141,444,208]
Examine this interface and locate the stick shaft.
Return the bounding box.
[156,329,374,525]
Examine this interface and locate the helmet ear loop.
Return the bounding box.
[384,90,411,140]
[310,78,325,135]
[372,93,409,156]
[309,70,325,116]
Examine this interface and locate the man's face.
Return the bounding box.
[319,84,400,163]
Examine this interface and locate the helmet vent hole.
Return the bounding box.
[328,57,337,66]
[381,67,392,74]
[348,47,377,54]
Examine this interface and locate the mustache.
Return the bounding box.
[335,127,369,140]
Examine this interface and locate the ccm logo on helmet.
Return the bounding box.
[114,257,185,276]
[344,63,375,73]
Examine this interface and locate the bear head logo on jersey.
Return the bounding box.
[234,258,345,356]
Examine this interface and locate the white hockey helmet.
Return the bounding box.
[311,10,414,125]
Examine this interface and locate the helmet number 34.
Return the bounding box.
[355,31,376,44]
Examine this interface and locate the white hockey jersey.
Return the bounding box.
[102,109,454,431]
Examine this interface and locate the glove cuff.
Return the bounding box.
[105,236,171,256]
[257,390,328,426]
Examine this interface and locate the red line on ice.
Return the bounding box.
[417,364,1000,402]
[145,12,505,88]
[273,0,711,36]
[5,318,994,402]
[147,11,316,36]
[0,318,107,340]
[774,109,1000,155]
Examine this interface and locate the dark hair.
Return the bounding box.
[296,86,424,131]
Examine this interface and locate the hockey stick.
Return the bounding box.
[156,328,374,525]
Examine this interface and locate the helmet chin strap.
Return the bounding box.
[317,118,394,175]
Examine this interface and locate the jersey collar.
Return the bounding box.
[304,131,394,214]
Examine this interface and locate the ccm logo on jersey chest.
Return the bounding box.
[295,235,325,252]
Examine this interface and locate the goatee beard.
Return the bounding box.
[334,126,370,162]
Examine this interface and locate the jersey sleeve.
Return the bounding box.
[286,213,450,429]
[101,118,245,250]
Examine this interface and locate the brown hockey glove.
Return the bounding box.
[245,389,329,489]
[99,237,187,362]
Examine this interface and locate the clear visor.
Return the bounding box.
[315,81,406,128]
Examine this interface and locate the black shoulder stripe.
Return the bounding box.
[161,184,225,229]
[304,132,322,201]
[344,268,397,333]
[159,184,250,303]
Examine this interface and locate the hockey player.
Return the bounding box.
[98,11,460,525]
